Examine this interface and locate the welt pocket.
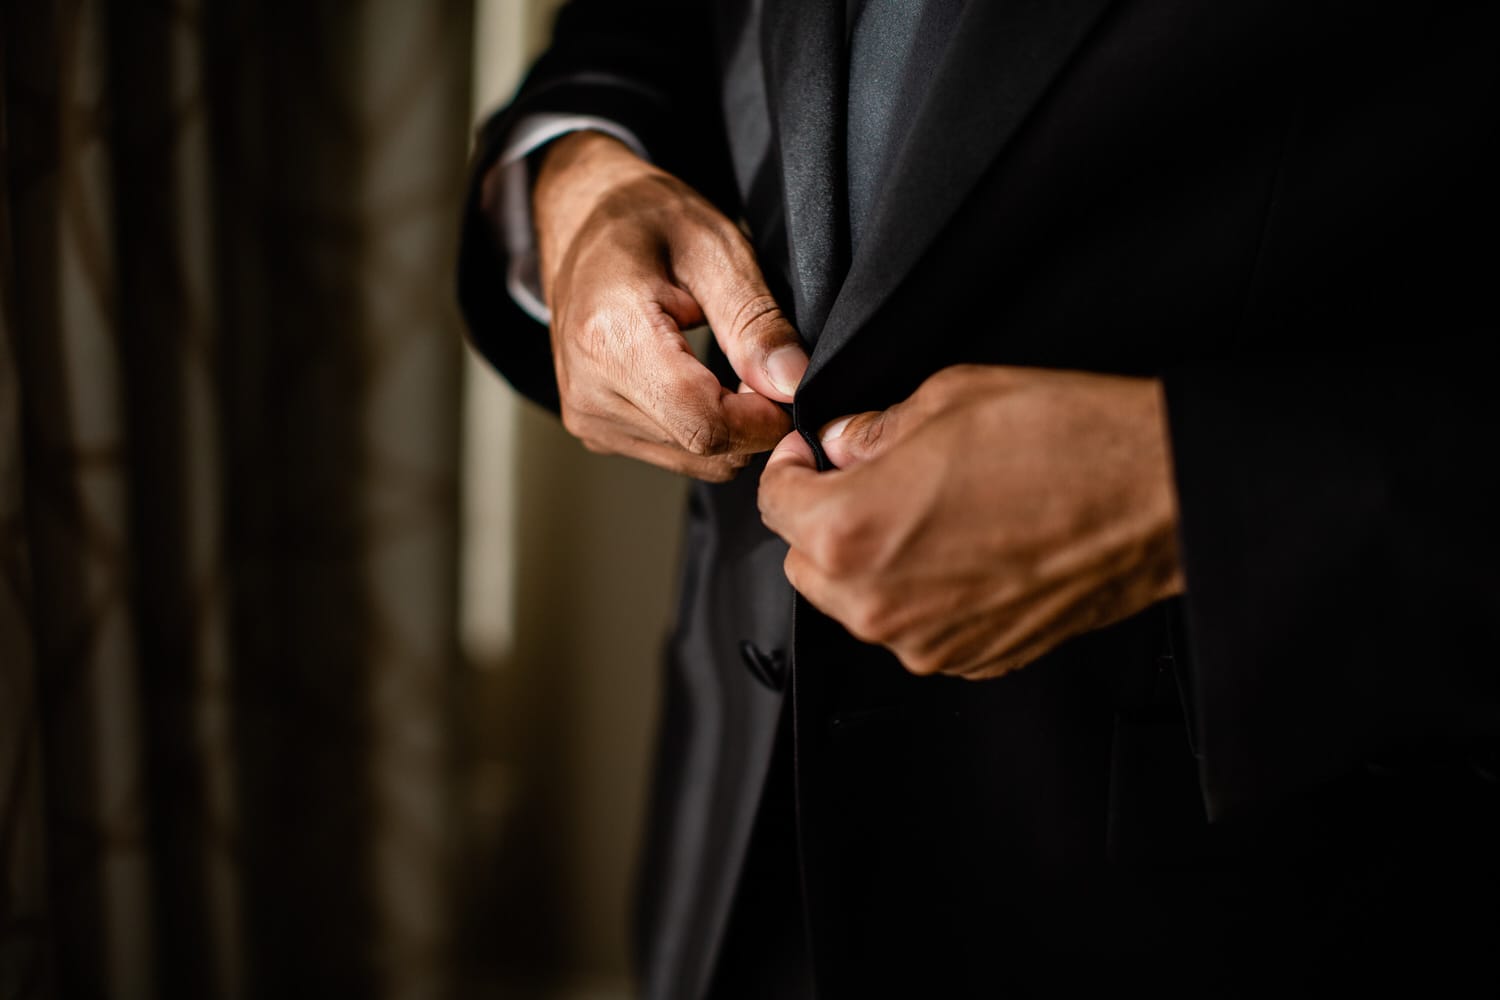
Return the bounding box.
[828,704,907,733]
[827,702,962,739]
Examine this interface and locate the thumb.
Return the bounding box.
[758,430,823,546]
[819,408,901,469]
[672,223,809,403]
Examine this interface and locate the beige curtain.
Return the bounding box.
[2,1,687,998]
[1,1,473,996]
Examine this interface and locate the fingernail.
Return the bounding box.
[820,416,853,445]
[765,346,808,398]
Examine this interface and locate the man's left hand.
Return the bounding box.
[757,365,1185,680]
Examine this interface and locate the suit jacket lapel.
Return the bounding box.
[762,0,847,342]
[804,0,1118,383]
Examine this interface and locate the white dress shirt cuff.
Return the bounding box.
[498,114,649,324]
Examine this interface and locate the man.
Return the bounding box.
[459,1,1500,996]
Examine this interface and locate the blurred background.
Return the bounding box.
[1,1,691,997]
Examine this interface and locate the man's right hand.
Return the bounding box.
[530,131,807,481]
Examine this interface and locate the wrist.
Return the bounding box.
[533,131,655,302]
[536,129,640,186]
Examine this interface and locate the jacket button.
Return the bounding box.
[739,640,788,692]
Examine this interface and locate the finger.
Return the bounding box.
[902,608,1063,681]
[818,407,906,469]
[782,546,830,607]
[758,432,827,545]
[640,299,790,453]
[719,388,795,452]
[641,346,791,455]
[574,411,752,482]
[626,438,752,483]
[670,221,809,402]
[656,279,707,331]
[899,572,1094,680]
[781,547,870,644]
[764,427,817,468]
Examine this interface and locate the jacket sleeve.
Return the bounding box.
[456,0,738,413]
[1163,353,1500,820]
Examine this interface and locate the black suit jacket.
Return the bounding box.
[459,1,1500,996]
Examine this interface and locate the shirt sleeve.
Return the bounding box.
[496,114,649,324]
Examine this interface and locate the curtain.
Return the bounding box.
[1,2,475,996]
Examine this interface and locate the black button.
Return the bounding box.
[739,640,788,692]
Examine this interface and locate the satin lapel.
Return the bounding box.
[762,0,847,342]
[804,0,1118,382]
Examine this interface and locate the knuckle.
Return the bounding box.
[854,413,888,452]
[922,366,964,395]
[561,395,620,457]
[896,629,948,675]
[728,291,785,344]
[559,403,589,441]
[808,528,845,574]
[901,648,944,677]
[674,414,731,457]
[812,508,870,575]
[781,551,800,588]
[699,461,739,484]
[575,311,615,360]
[845,593,897,645]
[573,304,652,371]
[921,364,983,401]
